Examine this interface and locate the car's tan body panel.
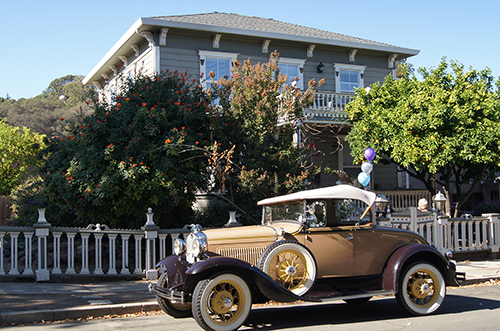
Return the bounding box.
[204,221,426,279]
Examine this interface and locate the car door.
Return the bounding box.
[304,227,354,278]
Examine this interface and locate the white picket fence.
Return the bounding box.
[0,208,191,281]
[378,207,500,255]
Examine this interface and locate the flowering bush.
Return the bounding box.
[39,70,212,228]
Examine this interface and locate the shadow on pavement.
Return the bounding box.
[242,294,500,330]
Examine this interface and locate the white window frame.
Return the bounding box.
[334,63,366,93]
[199,50,239,89]
[279,57,306,90]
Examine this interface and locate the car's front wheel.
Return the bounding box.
[156,272,192,318]
[258,240,316,296]
[192,273,252,331]
[396,262,446,315]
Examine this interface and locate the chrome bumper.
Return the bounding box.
[149,283,189,304]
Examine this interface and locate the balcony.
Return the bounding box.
[303,92,355,124]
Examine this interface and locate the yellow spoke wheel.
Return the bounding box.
[258,240,316,296]
[396,263,446,315]
[193,274,252,331]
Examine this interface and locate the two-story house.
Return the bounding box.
[83,12,421,193]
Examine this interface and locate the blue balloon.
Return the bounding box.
[357,172,371,187]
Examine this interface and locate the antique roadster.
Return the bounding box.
[150,184,461,331]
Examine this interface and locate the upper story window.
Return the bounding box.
[279,58,306,90]
[199,51,239,89]
[334,63,366,93]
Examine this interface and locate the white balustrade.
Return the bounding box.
[23,232,33,275]
[107,234,117,275]
[8,232,19,275]
[378,207,499,255]
[52,232,62,274]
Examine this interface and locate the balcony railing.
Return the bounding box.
[303,92,354,122]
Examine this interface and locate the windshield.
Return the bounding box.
[263,202,304,224]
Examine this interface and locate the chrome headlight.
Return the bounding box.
[191,238,207,257]
[173,238,186,256]
[185,225,208,264]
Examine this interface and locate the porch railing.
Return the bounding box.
[376,190,432,212]
[0,208,191,282]
[378,207,500,255]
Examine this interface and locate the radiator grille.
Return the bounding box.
[217,247,266,266]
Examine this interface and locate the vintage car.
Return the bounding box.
[150,184,461,331]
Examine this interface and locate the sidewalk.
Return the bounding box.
[1,260,499,326]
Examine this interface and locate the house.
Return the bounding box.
[83,12,421,192]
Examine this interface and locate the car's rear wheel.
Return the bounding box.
[192,273,252,331]
[258,240,316,296]
[156,272,192,318]
[396,262,446,315]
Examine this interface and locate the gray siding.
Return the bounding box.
[154,29,395,93]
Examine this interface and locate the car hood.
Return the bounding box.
[203,221,302,243]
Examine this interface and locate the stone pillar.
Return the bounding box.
[484,213,500,253]
[34,209,51,281]
[142,208,159,280]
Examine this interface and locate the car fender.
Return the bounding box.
[184,256,316,303]
[382,244,459,292]
[155,255,189,289]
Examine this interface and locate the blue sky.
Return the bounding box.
[1,0,499,100]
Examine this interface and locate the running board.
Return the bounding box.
[308,290,395,303]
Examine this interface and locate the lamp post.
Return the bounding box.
[432,191,449,252]
[433,191,447,214]
[375,194,390,226]
[375,194,389,217]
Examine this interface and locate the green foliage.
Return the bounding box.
[0,119,46,195]
[0,75,94,137]
[39,70,212,229]
[346,58,500,215]
[208,51,325,223]
[8,175,72,227]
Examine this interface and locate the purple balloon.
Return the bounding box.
[364,148,376,161]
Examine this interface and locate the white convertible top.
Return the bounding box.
[257,184,377,207]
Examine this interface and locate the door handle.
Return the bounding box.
[346,235,354,240]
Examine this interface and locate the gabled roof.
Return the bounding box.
[151,12,395,49]
[84,12,419,85]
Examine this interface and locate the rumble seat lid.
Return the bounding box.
[257,184,377,207]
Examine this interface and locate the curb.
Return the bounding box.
[0,301,160,325]
[2,277,499,325]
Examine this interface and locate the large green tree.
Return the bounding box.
[207,51,326,223]
[40,70,212,228]
[346,59,500,216]
[0,120,46,196]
